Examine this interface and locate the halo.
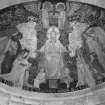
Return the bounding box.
[43,1,53,11]
[47,26,60,40]
[56,2,65,11]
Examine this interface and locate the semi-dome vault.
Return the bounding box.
[0,0,105,105]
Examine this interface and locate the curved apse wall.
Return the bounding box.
[0,0,105,105]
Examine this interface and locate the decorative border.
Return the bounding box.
[0,0,104,10]
[0,82,105,100]
[0,0,104,102]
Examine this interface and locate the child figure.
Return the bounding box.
[61,68,73,88]
[34,68,46,88]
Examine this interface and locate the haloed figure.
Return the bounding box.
[17,16,38,58]
[40,26,66,79]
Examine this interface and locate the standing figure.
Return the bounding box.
[42,1,53,29]
[56,2,66,30]
[68,21,95,88]
[40,26,66,79]
[42,8,49,29]
[68,21,88,57]
[17,16,38,58]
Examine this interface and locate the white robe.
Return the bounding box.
[40,40,65,79]
[17,21,37,58]
[68,22,88,57]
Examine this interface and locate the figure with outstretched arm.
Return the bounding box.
[39,26,66,79]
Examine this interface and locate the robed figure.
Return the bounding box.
[40,26,66,79]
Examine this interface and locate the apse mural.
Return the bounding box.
[0,0,105,93]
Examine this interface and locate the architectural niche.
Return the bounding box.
[0,0,104,105]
